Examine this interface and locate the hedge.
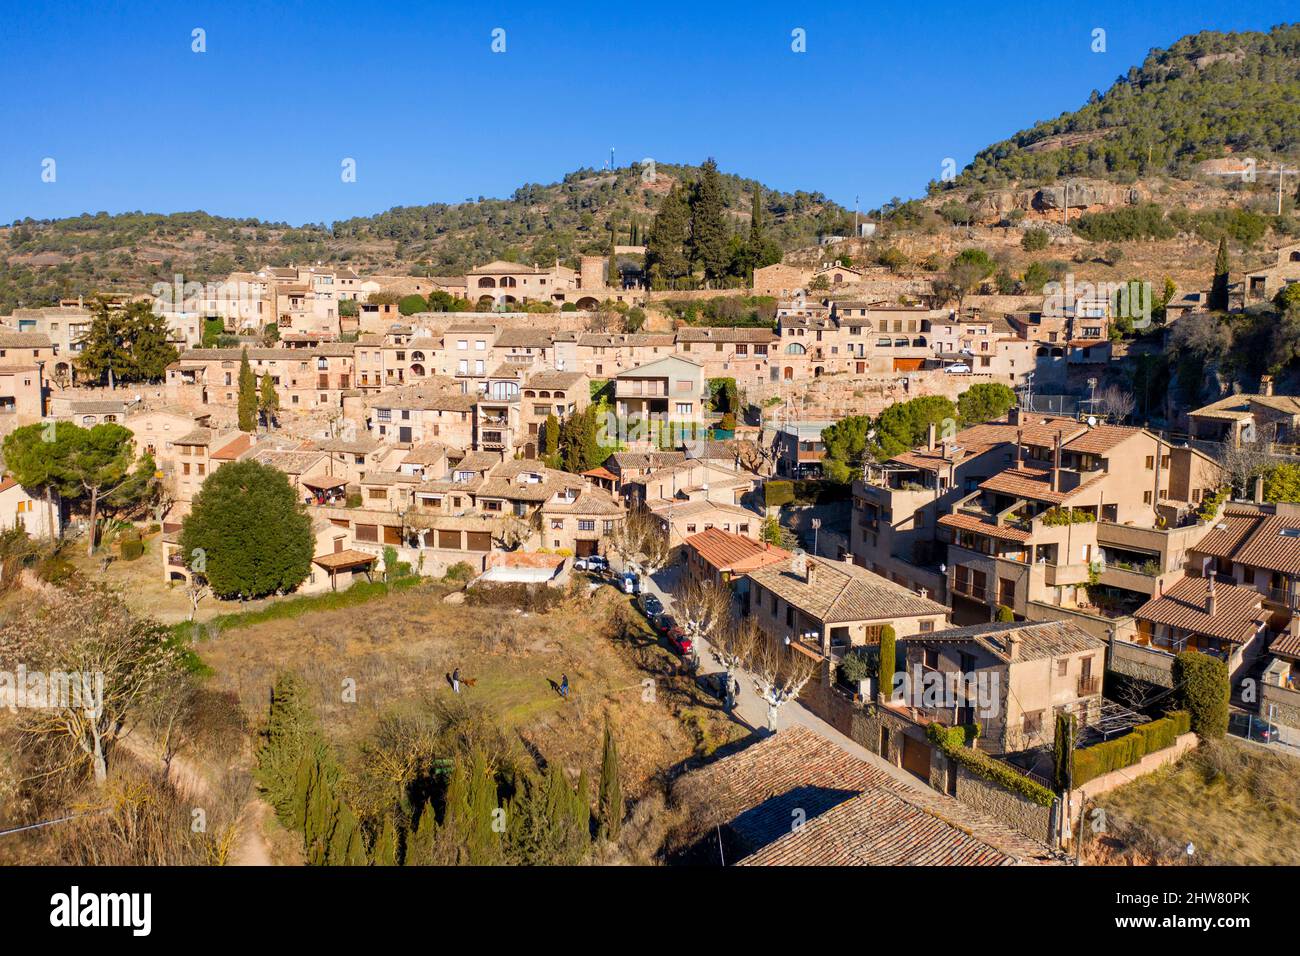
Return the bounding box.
[926,723,1055,807]
[764,480,794,508]
[1071,710,1191,786]
[119,539,145,561]
[1173,651,1229,739]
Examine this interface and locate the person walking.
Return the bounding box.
[559,673,569,699]
[452,668,461,694]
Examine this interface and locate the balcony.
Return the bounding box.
[1077,675,1101,697]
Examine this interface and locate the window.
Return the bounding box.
[1144,456,1154,470]
[922,648,939,669]
[1022,710,1044,735]
[676,403,692,416]
[1143,490,1152,504]
[919,620,934,633]
[1057,659,1068,677]
[578,519,595,531]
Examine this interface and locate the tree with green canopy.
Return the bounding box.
[820,415,871,484]
[1209,236,1230,311]
[179,459,314,599]
[957,382,1017,425]
[689,158,729,283]
[237,348,257,432]
[597,720,623,843]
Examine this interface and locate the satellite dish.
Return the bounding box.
[1086,416,1097,427]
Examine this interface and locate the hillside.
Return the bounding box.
[951,23,1300,188]
[0,163,852,313]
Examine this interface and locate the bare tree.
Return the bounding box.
[606,509,671,578]
[711,617,759,711]
[1,585,184,785]
[1214,420,1275,499]
[492,513,537,551]
[1095,385,1135,423]
[747,637,818,732]
[184,576,212,622]
[672,576,731,666]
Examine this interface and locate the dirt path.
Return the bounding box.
[117,733,277,866]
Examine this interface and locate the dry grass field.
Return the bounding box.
[1084,738,1300,866]
[193,579,746,801]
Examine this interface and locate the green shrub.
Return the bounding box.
[1173,652,1229,739]
[119,539,145,561]
[764,480,794,508]
[838,650,873,685]
[995,604,1015,622]
[1071,711,1191,785]
[443,561,475,583]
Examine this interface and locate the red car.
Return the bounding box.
[666,626,693,656]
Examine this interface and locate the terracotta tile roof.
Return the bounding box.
[1134,576,1266,644]
[1062,424,1142,455]
[1269,630,1300,662]
[746,554,949,624]
[685,527,790,573]
[910,620,1104,664]
[211,433,254,460]
[494,329,554,349]
[937,512,1031,543]
[671,727,1053,865]
[979,466,1102,505]
[1231,514,1300,576]
[738,789,1014,866]
[1193,513,1265,559]
[524,369,585,391]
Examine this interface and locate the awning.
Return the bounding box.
[313,549,377,571]
[303,475,349,490]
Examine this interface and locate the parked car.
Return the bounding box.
[574,554,609,573]
[638,593,663,618]
[665,626,693,656]
[944,362,971,374]
[653,614,676,634]
[620,572,641,595]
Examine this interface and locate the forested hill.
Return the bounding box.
[952,24,1300,189]
[0,163,851,313]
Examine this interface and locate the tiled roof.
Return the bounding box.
[1062,424,1143,455]
[1269,630,1300,662]
[746,554,949,624]
[1231,514,1300,576]
[1193,513,1265,559]
[910,620,1104,663]
[674,327,778,343]
[671,727,1052,865]
[685,527,790,573]
[495,329,554,349]
[979,466,1102,505]
[938,512,1031,543]
[739,789,1014,866]
[524,370,585,390]
[211,433,254,460]
[1133,576,1266,644]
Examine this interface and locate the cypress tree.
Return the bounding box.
[258,372,279,426]
[748,186,766,245]
[645,183,692,287]
[1209,236,1230,312]
[437,759,472,864]
[597,721,623,843]
[405,801,437,865]
[467,748,502,865]
[373,817,398,866]
[1052,712,1075,793]
[543,413,560,462]
[607,230,620,287]
[878,625,898,702]
[574,766,591,842]
[237,347,257,432]
[689,158,729,284]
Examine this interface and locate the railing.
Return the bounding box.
[1078,675,1101,697]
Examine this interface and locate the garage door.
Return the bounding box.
[901,734,932,782]
[575,539,597,557]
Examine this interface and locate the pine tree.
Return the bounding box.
[597,721,623,843]
[645,183,692,288]
[237,348,257,432]
[127,301,181,381]
[1209,236,1230,311]
[75,297,136,388]
[689,158,729,284]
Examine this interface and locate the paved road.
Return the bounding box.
[632,561,939,792]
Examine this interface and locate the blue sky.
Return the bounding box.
[0,0,1293,225]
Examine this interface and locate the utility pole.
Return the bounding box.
[1276,164,1297,216]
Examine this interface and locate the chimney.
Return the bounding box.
[1016,428,1025,469]
[927,422,937,451]
[1261,374,1274,397]
[1051,434,1063,492]
[1206,570,1217,616]
[1006,633,1021,661]
[805,559,816,585]
[1008,405,1021,426]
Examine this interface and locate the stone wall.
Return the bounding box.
[951,763,1057,846]
[1106,636,1175,689]
[1261,681,1300,731]
[746,369,993,420]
